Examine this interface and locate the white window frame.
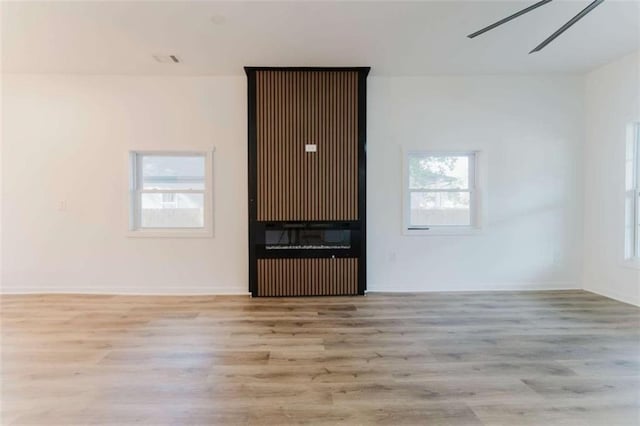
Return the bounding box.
[127,150,214,238]
[403,150,483,236]
[624,123,640,266]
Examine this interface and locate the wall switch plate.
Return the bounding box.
[305,144,317,153]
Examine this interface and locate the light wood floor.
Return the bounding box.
[1,290,639,425]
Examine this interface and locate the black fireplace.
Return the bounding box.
[256,222,361,259]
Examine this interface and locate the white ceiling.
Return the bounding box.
[2,0,639,75]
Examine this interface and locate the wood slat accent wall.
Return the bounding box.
[256,70,358,221]
[257,258,358,296]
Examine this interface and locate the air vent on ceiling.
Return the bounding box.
[153,55,180,64]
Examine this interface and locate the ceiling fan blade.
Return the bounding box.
[467,0,554,39]
[530,0,605,53]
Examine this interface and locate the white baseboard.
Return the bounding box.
[366,281,579,293]
[4,284,636,306]
[583,287,640,307]
[0,286,250,296]
[2,282,580,296]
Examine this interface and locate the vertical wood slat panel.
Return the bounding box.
[256,71,358,221]
[257,258,358,296]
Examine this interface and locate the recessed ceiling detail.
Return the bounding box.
[153,55,180,64]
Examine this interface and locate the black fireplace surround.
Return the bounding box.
[246,66,369,296]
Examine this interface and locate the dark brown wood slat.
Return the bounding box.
[257,258,358,296]
[255,70,358,221]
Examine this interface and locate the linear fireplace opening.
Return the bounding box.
[265,223,352,250]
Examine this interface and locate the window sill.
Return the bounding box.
[127,229,213,238]
[622,258,640,270]
[403,226,483,236]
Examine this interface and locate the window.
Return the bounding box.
[129,151,213,237]
[625,124,640,260]
[405,151,479,234]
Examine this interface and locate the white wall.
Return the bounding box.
[583,52,640,306]
[2,73,585,294]
[367,76,584,291]
[2,76,248,294]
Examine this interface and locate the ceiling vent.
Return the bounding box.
[153,55,181,64]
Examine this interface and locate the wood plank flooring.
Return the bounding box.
[1,290,639,425]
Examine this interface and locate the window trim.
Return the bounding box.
[624,123,640,267]
[403,150,483,236]
[127,149,214,238]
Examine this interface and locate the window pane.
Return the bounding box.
[625,141,636,191]
[624,192,635,259]
[637,192,640,258]
[409,154,470,190]
[140,193,204,228]
[410,191,470,226]
[142,155,205,190]
[624,125,640,259]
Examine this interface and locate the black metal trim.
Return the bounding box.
[263,221,359,229]
[256,250,361,259]
[245,66,371,74]
[246,69,258,296]
[357,69,368,295]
